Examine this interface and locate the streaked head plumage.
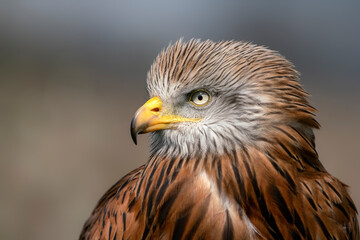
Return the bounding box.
[137,39,318,156]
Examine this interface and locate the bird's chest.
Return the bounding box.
[139,170,259,239]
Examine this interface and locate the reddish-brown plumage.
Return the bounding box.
[80,39,358,240]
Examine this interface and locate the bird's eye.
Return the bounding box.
[189,90,211,106]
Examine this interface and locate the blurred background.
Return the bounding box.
[0,1,359,239]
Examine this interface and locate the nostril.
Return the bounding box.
[151,108,160,112]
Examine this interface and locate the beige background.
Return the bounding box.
[0,1,359,239]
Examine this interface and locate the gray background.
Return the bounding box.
[0,1,359,239]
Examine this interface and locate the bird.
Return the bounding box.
[80,39,359,240]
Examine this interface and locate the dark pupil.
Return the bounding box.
[197,94,203,101]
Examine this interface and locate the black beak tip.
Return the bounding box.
[130,118,138,145]
[131,128,138,145]
[131,131,137,145]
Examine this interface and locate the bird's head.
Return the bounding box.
[131,39,318,157]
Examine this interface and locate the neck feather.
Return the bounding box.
[140,124,325,203]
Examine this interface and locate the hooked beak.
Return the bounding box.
[130,96,199,144]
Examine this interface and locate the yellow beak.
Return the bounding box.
[130,96,199,144]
